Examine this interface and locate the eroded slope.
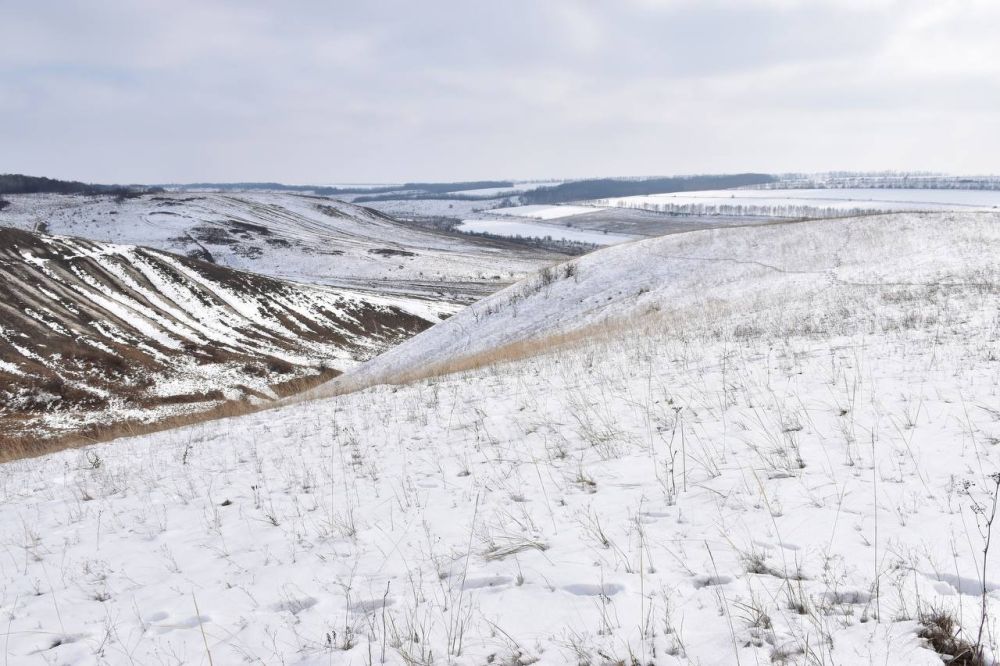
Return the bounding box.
[0,191,561,302]
[0,226,448,450]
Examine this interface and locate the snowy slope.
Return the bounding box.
[332,211,1000,390]
[0,192,560,303]
[1,212,999,665]
[0,226,450,448]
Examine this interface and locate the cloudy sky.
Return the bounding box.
[3,0,999,184]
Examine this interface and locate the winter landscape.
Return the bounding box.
[4,2,1000,665]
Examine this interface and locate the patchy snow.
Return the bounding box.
[0,227,450,442]
[0,191,556,303]
[458,219,638,245]
[0,359,24,375]
[1,211,998,665]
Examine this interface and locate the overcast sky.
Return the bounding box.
[3,0,999,184]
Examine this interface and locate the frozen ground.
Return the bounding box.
[0,192,559,303]
[2,212,999,665]
[597,188,1000,219]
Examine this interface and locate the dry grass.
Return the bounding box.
[312,317,637,401]
[0,369,339,463]
[918,609,985,666]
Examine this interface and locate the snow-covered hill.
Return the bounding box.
[0,226,449,450]
[2,212,999,665]
[331,211,1000,391]
[0,191,560,302]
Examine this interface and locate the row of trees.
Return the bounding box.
[603,200,895,219]
[170,180,515,198]
[0,174,162,199]
[761,173,1000,191]
[519,174,776,205]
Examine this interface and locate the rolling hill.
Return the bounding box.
[1,212,998,665]
[328,211,1000,391]
[0,226,450,453]
[0,191,561,302]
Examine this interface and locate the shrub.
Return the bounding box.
[918,608,984,666]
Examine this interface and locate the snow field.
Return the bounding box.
[3,306,999,664]
[597,188,1000,219]
[491,204,604,220]
[4,213,1000,664]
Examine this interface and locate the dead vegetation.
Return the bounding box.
[0,225,434,458]
[918,609,985,666]
[1,368,339,463]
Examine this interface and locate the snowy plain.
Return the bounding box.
[596,188,1000,219]
[2,212,999,664]
[490,205,605,220]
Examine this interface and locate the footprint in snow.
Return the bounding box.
[563,583,624,596]
[272,596,318,615]
[692,574,733,589]
[35,634,87,654]
[350,596,395,613]
[155,615,211,634]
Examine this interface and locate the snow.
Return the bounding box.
[0,359,24,375]
[598,188,1000,218]
[0,192,556,303]
[449,181,564,197]
[457,219,637,245]
[336,211,1000,388]
[492,204,605,220]
[0,227,456,441]
[2,211,998,664]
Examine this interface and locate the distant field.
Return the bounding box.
[597,187,1000,217]
[458,218,637,245]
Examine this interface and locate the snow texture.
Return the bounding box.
[2,212,999,664]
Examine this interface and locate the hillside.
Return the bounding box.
[329,211,1000,390]
[1,212,999,664]
[0,191,560,302]
[0,226,449,453]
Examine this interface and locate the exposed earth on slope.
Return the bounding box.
[0,226,449,454]
[0,191,564,303]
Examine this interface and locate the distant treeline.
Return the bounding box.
[352,191,509,203]
[0,174,159,198]
[518,174,777,205]
[762,173,1000,191]
[315,175,781,204]
[167,180,515,196]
